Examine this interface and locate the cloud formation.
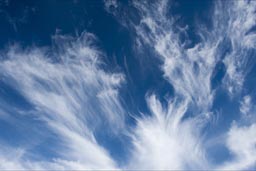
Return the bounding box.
[128,95,209,170]
[0,0,255,170]
[105,0,256,169]
[0,32,124,169]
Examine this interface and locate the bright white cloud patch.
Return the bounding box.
[128,95,209,170]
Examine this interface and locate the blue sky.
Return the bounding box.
[0,0,256,170]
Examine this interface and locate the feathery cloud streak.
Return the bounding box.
[0,32,124,169]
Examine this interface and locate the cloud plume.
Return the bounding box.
[0,32,124,169]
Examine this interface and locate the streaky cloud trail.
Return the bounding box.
[0,32,124,170]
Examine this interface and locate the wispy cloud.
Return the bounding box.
[218,123,256,170]
[128,94,209,170]
[0,0,256,170]
[0,32,124,169]
[105,0,256,169]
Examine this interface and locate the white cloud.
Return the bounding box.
[0,32,124,169]
[128,95,209,170]
[0,0,256,170]
[218,123,256,170]
[212,0,256,95]
[130,0,215,114]
[239,95,256,125]
[0,144,114,170]
[240,95,251,116]
[106,0,256,170]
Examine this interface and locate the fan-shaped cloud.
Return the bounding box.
[0,32,124,169]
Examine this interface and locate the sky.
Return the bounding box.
[0,0,256,170]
